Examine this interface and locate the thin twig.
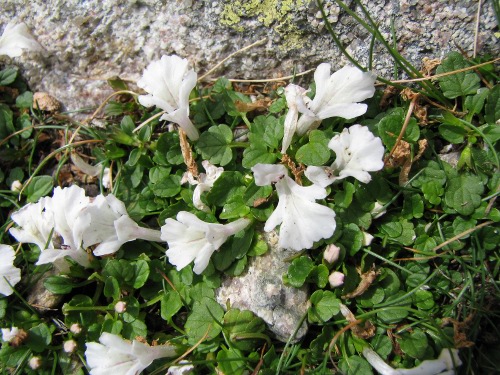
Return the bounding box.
[387,92,418,161]
[211,68,316,83]
[198,38,268,82]
[385,58,499,84]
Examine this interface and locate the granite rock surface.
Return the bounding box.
[1,0,497,112]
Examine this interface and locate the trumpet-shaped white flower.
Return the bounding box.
[0,245,21,296]
[252,164,336,251]
[296,64,377,136]
[85,332,177,375]
[138,55,199,141]
[0,22,43,58]
[281,84,316,154]
[81,194,162,256]
[9,187,91,270]
[305,124,385,186]
[182,160,224,212]
[161,211,250,274]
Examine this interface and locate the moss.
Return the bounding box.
[219,0,311,51]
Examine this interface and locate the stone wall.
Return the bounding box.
[1,0,497,112]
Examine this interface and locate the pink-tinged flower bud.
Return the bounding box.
[329,271,345,288]
[114,301,127,313]
[70,323,82,335]
[63,339,77,353]
[324,244,341,264]
[29,356,42,370]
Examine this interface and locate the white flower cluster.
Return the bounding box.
[8,185,162,271]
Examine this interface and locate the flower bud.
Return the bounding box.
[63,339,77,353]
[10,180,22,192]
[29,356,42,370]
[328,271,345,288]
[114,301,127,313]
[69,323,82,335]
[324,244,341,264]
[371,202,386,219]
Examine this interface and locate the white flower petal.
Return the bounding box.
[85,333,176,375]
[304,166,337,188]
[265,175,336,251]
[9,199,53,251]
[296,64,376,135]
[0,22,43,58]
[138,55,199,140]
[251,163,287,186]
[162,212,250,274]
[0,245,21,296]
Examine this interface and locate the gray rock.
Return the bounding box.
[216,229,310,343]
[1,0,497,113]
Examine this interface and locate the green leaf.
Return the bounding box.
[436,51,481,98]
[220,194,251,219]
[0,299,7,319]
[287,256,314,287]
[334,181,355,209]
[379,219,415,246]
[263,115,284,149]
[104,276,121,300]
[402,194,424,219]
[339,355,373,375]
[377,108,420,149]
[309,264,329,288]
[185,296,224,344]
[0,103,14,139]
[26,323,52,353]
[397,329,428,359]
[269,97,287,113]
[242,144,277,168]
[0,67,18,85]
[422,180,444,205]
[464,87,489,116]
[206,171,245,206]
[151,174,181,198]
[122,318,147,340]
[103,259,135,286]
[217,347,247,375]
[485,84,500,123]
[296,130,331,166]
[243,181,273,206]
[15,91,33,109]
[197,124,233,166]
[43,276,74,295]
[223,308,266,351]
[414,290,435,310]
[132,260,150,288]
[376,291,411,323]
[339,223,364,255]
[308,290,340,323]
[438,124,467,144]
[25,175,54,203]
[444,174,484,215]
[161,291,183,321]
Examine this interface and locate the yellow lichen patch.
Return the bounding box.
[220,0,311,51]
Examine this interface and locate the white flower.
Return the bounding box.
[161,211,250,274]
[0,245,21,296]
[1,327,20,342]
[29,356,42,370]
[9,186,91,270]
[251,164,336,251]
[0,22,43,58]
[328,271,345,287]
[81,194,162,256]
[167,361,195,375]
[362,346,462,375]
[85,332,177,375]
[37,186,91,269]
[183,160,223,212]
[323,244,340,264]
[281,84,316,154]
[138,55,199,141]
[296,64,377,135]
[305,124,385,186]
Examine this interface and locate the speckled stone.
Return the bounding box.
[0,0,497,114]
[216,229,310,343]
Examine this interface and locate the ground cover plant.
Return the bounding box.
[0,1,499,374]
